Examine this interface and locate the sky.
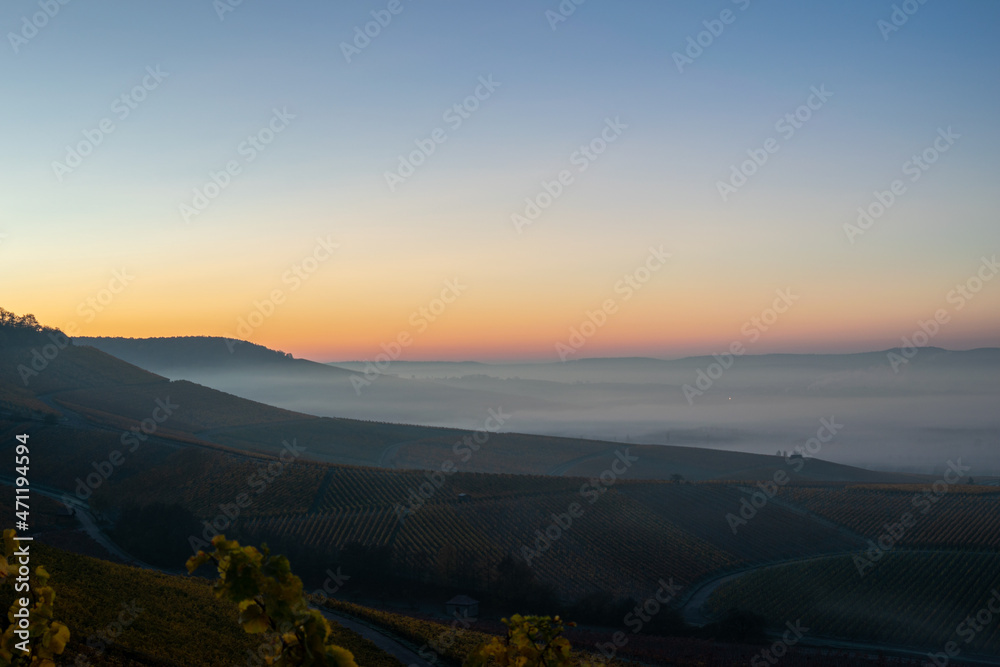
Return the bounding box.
[2,0,998,362]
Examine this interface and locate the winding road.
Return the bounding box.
[680,549,1000,667]
[0,475,431,667]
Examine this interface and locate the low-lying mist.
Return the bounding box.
[77,338,1000,477]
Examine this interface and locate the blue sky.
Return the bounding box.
[2,0,998,360]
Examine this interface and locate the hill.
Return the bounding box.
[77,335,1000,475]
[68,335,927,481]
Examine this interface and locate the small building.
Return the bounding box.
[445,595,479,619]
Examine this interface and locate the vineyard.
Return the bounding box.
[97,446,328,516]
[620,482,866,563]
[705,550,1000,657]
[323,599,939,667]
[245,485,740,601]
[777,485,1000,548]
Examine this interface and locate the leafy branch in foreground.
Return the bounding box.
[187,535,357,667]
[466,615,596,667]
[0,529,70,667]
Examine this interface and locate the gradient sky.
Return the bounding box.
[2,0,998,361]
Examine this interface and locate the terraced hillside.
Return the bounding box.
[705,551,1000,660]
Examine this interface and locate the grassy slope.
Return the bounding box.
[0,543,401,667]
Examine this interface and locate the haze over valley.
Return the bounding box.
[79,337,1000,475]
